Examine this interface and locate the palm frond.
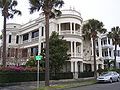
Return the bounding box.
[107,26,120,45]
[29,0,43,14]
[54,0,64,8]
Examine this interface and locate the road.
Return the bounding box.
[0,81,120,90]
[65,82,120,90]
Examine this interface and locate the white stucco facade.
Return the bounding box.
[100,34,120,68]
[0,9,104,78]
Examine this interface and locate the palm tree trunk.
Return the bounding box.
[92,37,97,79]
[45,13,50,86]
[114,43,117,69]
[2,15,7,67]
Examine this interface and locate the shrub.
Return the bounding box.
[78,72,94,78]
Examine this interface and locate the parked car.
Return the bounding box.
[97,71,120,83]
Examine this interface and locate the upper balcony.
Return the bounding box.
[57,22,82,36]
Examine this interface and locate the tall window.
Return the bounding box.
[31,46,38,56]
[23,33,29,41]
[108,38,110,44]
[41,43,44,49]
[41,27,44,36]
[61,23,70,30]
[96,50,99,57]
[105,51,108,56]
[109,50,111,57]
[32,30,39,38]
[16,35,19,44]
[9,35,11,43]
[22,48,28,57]
[57,24,59,32]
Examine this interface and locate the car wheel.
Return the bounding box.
[109,78,113,83]
[117,77,120,82]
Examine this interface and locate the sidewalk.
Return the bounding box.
[0,77,95,90]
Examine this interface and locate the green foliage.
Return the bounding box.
[26,57,37,67]
[25,56,45,70]
[29,0,64,17]
[107,26,120,46]
[0,72,73,83]
[78,72,94,78]
[82,19,106,40]
[0,0,21,18]
[49,31,70,73]
[82,19,106,78]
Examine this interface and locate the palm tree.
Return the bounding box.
[29,0,64,86]
[107,26,120,69]
[0,0,21,66]
[82,19,106,79]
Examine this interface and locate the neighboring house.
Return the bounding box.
[0,9,103,74]
[100,34,120,68]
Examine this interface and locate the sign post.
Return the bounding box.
[35,55,42,89]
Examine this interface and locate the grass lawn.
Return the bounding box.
[35,79,96,90]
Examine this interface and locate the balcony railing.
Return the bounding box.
[67,52,82,58]
[60,30,81,35]
[31,37,39,42]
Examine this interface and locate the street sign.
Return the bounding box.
[35,55,42,60]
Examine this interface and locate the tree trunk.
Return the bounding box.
[45,13,50,86]
[114,43,117,69]
[92,37,97,79]
[2,15,7,66]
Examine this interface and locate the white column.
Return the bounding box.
[80,62,83,72]
[75,61,78,72]
[71,41,73,57]
[20,35,23,44]
[59,23,61,35]
[91,38,93,56]
[38,27,42,55]
[91,64,94,71]
[110,38,112,45]
[71,61,74,72]
[101,64,104,69]
[81,42,83,58]
[29,32,32,42]
[74,23,75,34]
[74,61,78,79]
[111,49,114,58]
[70,23,72,34]
[74,42,77,57]
[96,64,99,70]
[108,48,110,57]
[98,38,102,57]
[27,48,31,57]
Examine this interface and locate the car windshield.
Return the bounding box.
[101,72,112,76]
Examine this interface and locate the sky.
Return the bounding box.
[0,0,120,33]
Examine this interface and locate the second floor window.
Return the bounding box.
[16,35,19,44]
[23,33,29,41]
[108,38,110,44]
[41,27,44,36]
[32,30,39,38]
[9,35,11,43]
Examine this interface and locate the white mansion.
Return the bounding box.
[0,9,104,73]
[100,34,120,68]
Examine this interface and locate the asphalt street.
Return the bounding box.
[65,82,120,90]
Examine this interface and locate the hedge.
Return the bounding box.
[78,72,94,78]
[0,72,73,83]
